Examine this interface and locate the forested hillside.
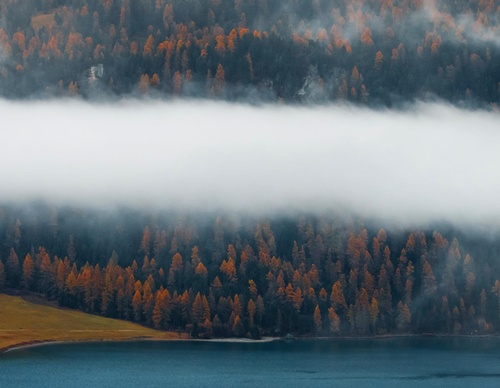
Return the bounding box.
[0,0,499,106]
[1,204,500,338]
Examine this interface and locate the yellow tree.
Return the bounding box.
[22,253,35,290]
[68,81,79,96]
[192,292,204,323]
[330,281,347,313]
[139,74,150,94]
[173,71,182,95]
[232,315,245,337]
[248,299,256,326]
[328,307,340,335]
[314,305,322,334]
[212,64,225,96]
[370,297,379,330]
[153,289,165,328]
[232,294,242,317]
[202,295,211,322]
[168,252,183,288]
[143,34,154,57]
[374,51,384,71]
[132,289,143,321]
[65,271,78,300]
[39,249,55,297]
[56,258,71,295]
[142,281,154,324]
[101,271,115,316]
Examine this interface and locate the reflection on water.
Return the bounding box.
[1,337,500,388]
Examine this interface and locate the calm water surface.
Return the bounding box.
[1,337,500,387]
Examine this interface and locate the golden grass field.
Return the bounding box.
[0,294,180,352]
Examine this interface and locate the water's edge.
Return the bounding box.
[3,333,499,355]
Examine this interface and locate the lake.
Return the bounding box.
[1,337,500,387]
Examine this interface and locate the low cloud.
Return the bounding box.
[0,99,499,227]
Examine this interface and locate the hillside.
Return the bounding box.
[0,294,179,353]
[0,1,498,106]
[1,204,500,338]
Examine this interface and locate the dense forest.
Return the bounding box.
[1,203,500,338]
[0,0,499,106]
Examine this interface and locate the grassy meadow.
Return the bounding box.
[0,294,180,352]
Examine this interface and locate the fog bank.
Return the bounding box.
[0,100,499,226]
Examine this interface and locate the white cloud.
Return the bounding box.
[0,99,499,226]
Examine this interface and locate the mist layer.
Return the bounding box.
[0,100,499,225]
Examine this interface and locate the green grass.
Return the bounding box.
[0,294,180,352]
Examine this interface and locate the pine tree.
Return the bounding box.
[0,261,5,288]
[6,248,20,287]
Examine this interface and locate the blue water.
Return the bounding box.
[1,337,500,387]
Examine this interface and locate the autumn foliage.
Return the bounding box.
[1,205,500,339]
[0,0,497,106]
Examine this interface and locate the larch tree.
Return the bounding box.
[231,315,243,337]
[140,226,151,256]
[101,271,115,316]
[132,289,143,322]
[248,299,256,326]
[330,281,347,314]
[142,281,154,324]
[422,261,437,298]
[396,301,411,332]
[314,305,322,334]
[168,253,183,288]
[212,64,225,96]
[173,71,182,95]
[328,307,341,335]
[65,271,79,305]
[370,297,379,330]
[161,288,172,327]
[153,290,165,328]
[192,292,205,323]
[374,50,384,71]
[22,253,35,290]
[68,81,79,96]
[202,295,211,322]
[139,74,150,94]
[39,249,55,297]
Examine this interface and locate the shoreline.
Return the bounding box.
[1,340,65,354]
[3,333,499,355]
[0,336,281,355]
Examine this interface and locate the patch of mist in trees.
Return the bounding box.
[0,99,499,227]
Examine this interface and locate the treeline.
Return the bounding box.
[1,204,500,338]
[0,0,499,106]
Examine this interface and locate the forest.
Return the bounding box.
[1,203,500,339]
[0,0,499,106]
